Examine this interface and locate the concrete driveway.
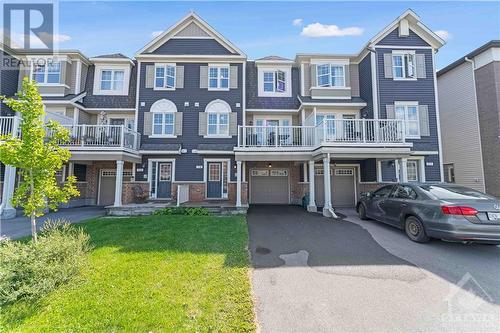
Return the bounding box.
[0,206,106,239]
[248,205,500,333]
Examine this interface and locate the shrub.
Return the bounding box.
[153,207,211,216]
[0,219,91,305]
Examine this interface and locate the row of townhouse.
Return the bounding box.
[0,9,445,218]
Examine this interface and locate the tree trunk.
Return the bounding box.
[31,212,37,242]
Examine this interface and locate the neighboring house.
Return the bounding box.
[437,41,500,198]
[0,9,446,218]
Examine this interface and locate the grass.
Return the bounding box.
[1,215,255,333]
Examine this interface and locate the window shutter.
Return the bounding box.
[198,112,207,136]
[416,54,426,79]
[230,66,238,89]
[174,112,183,136]
[145,65,154,88]
[143,112,153,135]
[419,105,430,136]
[200,66,208,89]
[384,53,393,78]
[310,65,317,86]
[175,66,184,89]
[386,104,395,119]
[229,112,238,136]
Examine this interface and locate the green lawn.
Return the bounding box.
[1,215,255,333]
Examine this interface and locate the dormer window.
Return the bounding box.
[100,69,124,91]
[392,51,415,79]
[317,64,345,87]
[155,64,176,89]
[208,65,229,90]
[263,70,286,93]
[32,61,61,84]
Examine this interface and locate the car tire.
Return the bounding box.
[405,216,430,243]
[358,204,368,220]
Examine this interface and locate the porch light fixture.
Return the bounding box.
[268,163,272,168]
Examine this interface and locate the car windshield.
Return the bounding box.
[418,185,491,200]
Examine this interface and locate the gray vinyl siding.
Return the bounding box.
[358,54,373,119]
[0,51,19,116]
[437,61,485,191]
[137,62,243,182]
[350,63,360,97]
[245,62,300,109]
[82,62,137,109]
[151,39,236,55]
[474,61,500,197]
[377,28,430,47]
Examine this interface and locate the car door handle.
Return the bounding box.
[400,203,408,208]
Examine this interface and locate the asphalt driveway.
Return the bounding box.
[0,206,106,239]
[248,205,500,333]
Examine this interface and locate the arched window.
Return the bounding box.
[150,99,177,136]
[205,99,231,136]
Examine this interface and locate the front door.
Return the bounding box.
[207,162,223,198]
[156,162,172,198]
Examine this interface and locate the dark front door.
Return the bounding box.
[207,162,222,198]
[157,162,172,198]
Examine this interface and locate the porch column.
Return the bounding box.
[0,165,17,218]
[322,156,332,217]
[307,160,316,212]
[399,158,408,183]
[303,162,308,182]
[114,160,124,207]
[236,161,242,207]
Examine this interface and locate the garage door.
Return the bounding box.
[332,168,356,207]
[315,167,356,208]
[250,169,289,204]
[98,169,133,206]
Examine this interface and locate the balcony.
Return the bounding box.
[237,119,407,149]
[60,125,141,151]
[0,116,20,137]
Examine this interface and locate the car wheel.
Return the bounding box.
[405,216,430,243]
[358,204,368,220]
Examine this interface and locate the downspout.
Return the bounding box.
[367,46,380,120]
[464,56,486,192]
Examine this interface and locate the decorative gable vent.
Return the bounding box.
[175,22,210,38]
[398,19,410,37]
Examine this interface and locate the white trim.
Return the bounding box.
[257,65,292,97]
[135,55,246,61]
[370,51,379,120]
[192,149,234,155]
[93,64,131,96]
[411,150,439,155]
[242,60,246,129]
[138,150,181,155]
[394,101,420,139]
[74,60,82,94]
[246,108,299,113]
[392,50,417,81]
[90,57,135,65]
[153,62,176,90]
[375,45,433,50]
[207,64,230,91]
[433,49,445,182]
[134,60,141,132]
[300,102,367,107]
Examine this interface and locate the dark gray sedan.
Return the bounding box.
[356,183,500,244]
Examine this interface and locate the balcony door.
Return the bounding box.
[255,119,291,146]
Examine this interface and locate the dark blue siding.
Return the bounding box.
[136,62,243,182]
[375,46,441,179]
[358,54,373,118]
[378,28,430,47]
[381,161,397,182]
[360,159,377,182]
[245,62,300,110]
[151,39,236,55]
[0,51,19,116]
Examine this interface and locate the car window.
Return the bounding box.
[373,185,393,198]
[418,185,491,200]
[391,185,418,200]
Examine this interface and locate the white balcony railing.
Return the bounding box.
[60,125,141,150]
[238,119,406,148]
[0,116,21,137]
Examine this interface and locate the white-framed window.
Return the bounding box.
[153,113,175,136]
[205,100,231,137]
[406,160,419,182]
[155,64,176,89]
[32,61,61,84]
[100,69,124,91]
[395,102,420,138]
[208,66,229,90]
[316,64,345,87]
[392,51,416,80]
[263,70,286,93]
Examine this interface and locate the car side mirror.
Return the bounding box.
[363,191,373,198]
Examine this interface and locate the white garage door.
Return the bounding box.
[250,169,289,204]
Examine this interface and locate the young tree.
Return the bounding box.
[0,78,79,242]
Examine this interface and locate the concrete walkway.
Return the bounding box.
[0,206,106,239]
[248,205,500,333]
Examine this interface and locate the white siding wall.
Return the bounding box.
[438,62,486,192]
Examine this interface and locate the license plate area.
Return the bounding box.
[487,212,500,221]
